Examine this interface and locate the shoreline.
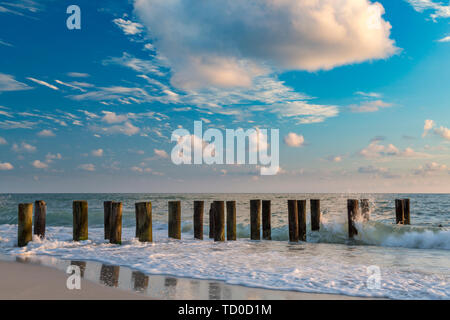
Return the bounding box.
[0,254,382,300]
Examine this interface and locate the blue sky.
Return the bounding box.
[0,0,449,193]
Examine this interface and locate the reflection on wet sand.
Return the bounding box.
[209,282,221,300]
[70,261,86,277]
[132,271,149,292]
[164,277,177,298]
[100,264,120,287]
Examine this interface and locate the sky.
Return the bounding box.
[0,0,449,193]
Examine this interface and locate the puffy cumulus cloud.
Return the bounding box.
[134,0,398,89]
[415,162,448,175]
[0,73,30,92]
[434,126,450,140]
[284,133,305,147]
[359,140,427,159]
[12,142,36,153]
[422,119,435,137]
[113,18,144,35]
[101,111,128,124]
[37,129,55,137]
[92,149,104,157]
[32,160,48,169]
[0,162,13,170]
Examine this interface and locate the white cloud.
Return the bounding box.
[422,119,435,137]
[92,149,104,157]
[67,72,90,78]
[269,101,338,124]
[37,129,55,137]
[79,164,95,171]
[113,18,144,35]
[406,0,450,20]
[327,155,343,162]
[0,136,7,145]
[32,160,48,169]
[103,52,164,76]
[26,77,59,90]
[154,148,168,159]
[0,162,13,170]
[55,80,86,92]
[359,140,427,159]
[45,153,62,163]
[355,91,382,98]
[0,39,13,47]
[284,133,305,147]
[415,162,448,175]
[12,142,36,153]
[437,35,450,42]
[135,0,398,89]
[0,73,30,92]
[349,100,393,113]
[101,111,128,124]
[434,126,450,140]
[100,121,140,136]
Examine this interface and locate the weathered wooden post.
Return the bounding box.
[395,199,404,224]
[135,202,152,242]
[193,201,204,240]
[403,199,410,225]
[73,201,88,241]
[213,201,225,242]
[104,201,112,240]
[297,200,307,241]
[288,200,299,242]
[262,200,271,240]
[209,202,215,239]
[18,203,33,247]
[168,201,181,239]
[250,199,261,240]
[347,199,359,238]
[110,202,123,244]
[33,200,46,238]
[226,201,236,241]
[360,199,370,222]
[310,199,321,231]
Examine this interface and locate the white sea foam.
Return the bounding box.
[0,224,448,299]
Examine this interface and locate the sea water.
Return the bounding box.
[0,193,449,299]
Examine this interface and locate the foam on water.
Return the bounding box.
[0,193,449,299]
[0,223,449,299]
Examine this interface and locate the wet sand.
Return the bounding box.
[0,255,379,300]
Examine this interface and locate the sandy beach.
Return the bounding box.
[0,258,377,300]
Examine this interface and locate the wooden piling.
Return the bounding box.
[135,202,152,242]
[104,201,112,240]
[262,200,271,240]
[194,201,204,240]
[18,203,33,247]
[297,200,307,241]
[226,201,236,241]
[168,201,181,239]
[250,199,261,240]
[360,199,370,222]
[403,199,410,225]
[347,199,359,238]
[73,201,88,241]
[213,201,225,242]
[310,199,321,231]
[209,202,215,239]
[33,200,46,238]
[109,202,123,244]
[288,200,299,242]
[395,199,404,224]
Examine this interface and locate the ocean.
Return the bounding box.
[0,193,449,299]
